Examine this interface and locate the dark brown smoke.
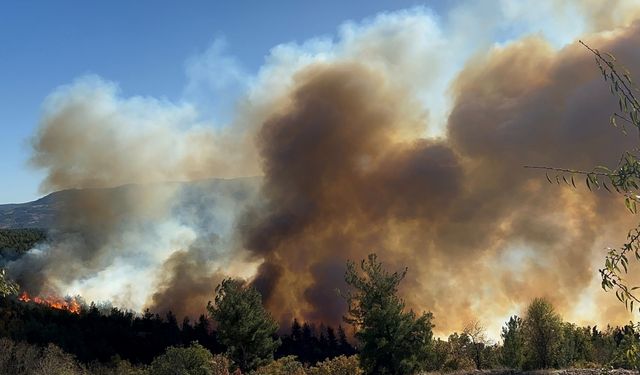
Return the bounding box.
[149,237,226,319]
[241,62,464,328]
[240,24,640,334]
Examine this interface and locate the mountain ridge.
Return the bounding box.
[0,176,261,229]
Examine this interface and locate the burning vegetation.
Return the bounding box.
[18,291,81,314]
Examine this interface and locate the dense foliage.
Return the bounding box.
[0,337,87,375]
[0,228,47,255]
[277,319,356,365]
[0,296,353,368]
[522,298,563,369]
[501,315,524,369]
[0,297,222,364]
[149,342,218,375]
[207,278,281,372]
[343,253,434,375]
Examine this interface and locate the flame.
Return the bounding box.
[18,291,81,314]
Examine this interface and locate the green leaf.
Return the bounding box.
[625,197,633,213]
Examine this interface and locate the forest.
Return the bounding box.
[0,228,46,256]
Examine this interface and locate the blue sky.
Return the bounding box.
[0,0,452,203]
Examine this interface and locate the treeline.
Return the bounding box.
[0,228,47,258]
[277,319,357,364]
[0,296,355,367]
[431,301,640,371]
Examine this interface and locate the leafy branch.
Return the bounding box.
[600,225,640,312]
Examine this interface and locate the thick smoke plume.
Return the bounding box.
[240,25,640,334]
[8,1,640,336]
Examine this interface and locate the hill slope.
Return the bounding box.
[0,177,261,230]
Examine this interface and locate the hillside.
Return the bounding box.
[0,177,261,230]
[0,192,61,229]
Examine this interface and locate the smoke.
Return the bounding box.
[8,1,640,337]
[10,76,261,311]
[240,62,463,325]
[31,76,260,190]
[238,8,640,334]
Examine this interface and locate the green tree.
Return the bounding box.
[150,342,216,375]
[557,323,594,368]
[613,324,640,370]
[501,315,524,369]
[343,253,434,375]
[522,298,563,369]
[207,278,280,372]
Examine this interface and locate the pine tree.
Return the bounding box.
[326,326,338,358]
[501,315,524,369]
[291,319,302,343]
[207,278,280,372]
[343,253,434,374]
[337,325,355,356]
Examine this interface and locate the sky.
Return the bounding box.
[0,0,451,204]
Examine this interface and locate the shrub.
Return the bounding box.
[0,338,86,375]
[308,355,362,375]
[211,354,232,375]
[251,356,306,375]
[88,355,149,375]
[31,343,87,375]
[150,342,217,375]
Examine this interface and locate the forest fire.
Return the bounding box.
[18,291,82,314]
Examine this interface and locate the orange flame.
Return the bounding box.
[19,291,81,314]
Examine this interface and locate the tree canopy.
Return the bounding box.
[522,298,563,369]
[343,253,434,375]
[207,278,280,372]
